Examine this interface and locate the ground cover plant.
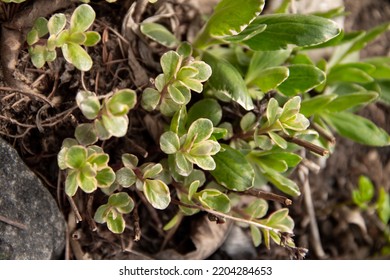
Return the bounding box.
[0,0,389,259]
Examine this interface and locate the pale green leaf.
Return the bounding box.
[33,17,49,37]
[62,42,93,71]
[196,189,231,213]
[84,31,101,46]
[190,155,216,170]
[94,204,110,223]
[76,90,100,120]
[102,115,129,137]
[65,146,87,169]
[70,4,96,33]
[250,225,262,247]
[143,179,171,210]
[106,89,137,116]
[116,167,136,187]
[108,192,132,208]
[268,131,288,149]
[324,91,378,112]
[141,88,161,111]
[161,50,181,80]
[77,171,97,193]
[65,170,79,197]
[75,123,98,146]
[48,13,66,35]
[240,112,257,132]
[160,131,180,154]
[96,168,115,188]
[106,212,125,234]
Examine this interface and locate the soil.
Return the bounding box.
[0,0,389,260]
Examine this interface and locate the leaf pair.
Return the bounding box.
[94,192,134,234]
[116,154,171,210]
[57,139,115,197]
[75,89,137,145]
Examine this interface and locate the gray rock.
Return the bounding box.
[0,137,66,259]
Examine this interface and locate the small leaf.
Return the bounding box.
[106,211,126,234]
[203,52,254,110]
[168,84,186,104]
[323,112,390,146]
[210,144,255,191]
[160,131,180,154]
[69,32,87,45]
[84,31,101,46]
[244,199,268,219]
[265,208,294,233]
[142,88,161,111]
[187,98,222,126]
[186,118,214,146]
[122,153,139,169]
[62,42,93,71]
[70,4,96,33]
[77,170,97,193]
[174,152,193,176]
[108,192,132,208]
[191,61,212,82]
[65,170,79,197]
[250,225,262,247]
[143,179,171,210]
[75,123,98,146]
[106,89,137,116]
[266,98,281,126]
[188,180,200,200]
[33,17,49,37]
[96,167,116,188]
[116,167,136,187]
[190,155,217,170]
[240,112,257,132]
[170,106,187,136]
[277,65,326,96]
[27,29,39,46]
[324,91,378,112]
[327,63,375,84]
[142,163,163,179]
[65,146,87,169]
[196,189,231,213]
[377,188,390,225]
[94,119,111,140]
[48,13,66,35]
[268,131,287,149]
[163,213,183,231]
[29,45,46,68]
[260,163,301,196]
[161,50,181,80]
[177,42,192,57]
[76,90,100,120]
[102,115,129,137]
[140,22,179,48]
[94,204,110,223]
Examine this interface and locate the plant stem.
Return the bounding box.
[239,189,293,206]
[282,134,329,156]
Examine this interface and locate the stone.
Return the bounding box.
[0,137,66,259]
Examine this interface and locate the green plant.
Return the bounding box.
[27,4,100,71]
[52,0,390,257]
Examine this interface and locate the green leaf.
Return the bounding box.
[65,146,87,169]
[265,208,294,233]
[196,189,231,213]
[161,51,181,80]
[140,22,178,48]
[62,42,93,71]
[70,4,96,33]
[122,153,138,169]
[250,225,262,247]
[187,98,222,127]
[142,88,161,111]
[377,188,390,225]
[106,211,126,234]
[186,118,214,145]
[33,17,49,37]
[69,32,87,45]
[251,66,289,92]
[65,170,79,196]
[353,176,374,207]
[94,204,110,223]
[76,90,100,120]
[266,98,281,126]
[177,42,192,57]
[116,167,136,187]
[210,144,255,191]
[327,63,375,84]
[246,50,291,84]
[191,61,212,82]
[75,123,98,146]
[102,115,128,137]
[188,180,200,200]
[258,162,301,196]
[195,0,264,47]
[106,89,137,116]
[174,152,193,176]
[108,192,132,208]
[142,163,163,179]
[168,84,186,105]
[29,45,47,68]
[240,112,256,132]
[48,13,66,35]
[300,94,337,117]
[277,65,325,96]
[160,131,180,154]
[241,14,341,51]
[190,155,217,170]
[96,168,115,188]
[324,91,378,112]
[268,131,287,149]
[94,119,111,140]
[143,179,171,210]
[77,170,97,193]
[27,29,39,46]
[323,112,390,146]
[84,31,101,46]
[244,199,268,219]
[203,51,254,110]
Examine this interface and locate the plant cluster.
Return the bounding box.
[3,0,389,256]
